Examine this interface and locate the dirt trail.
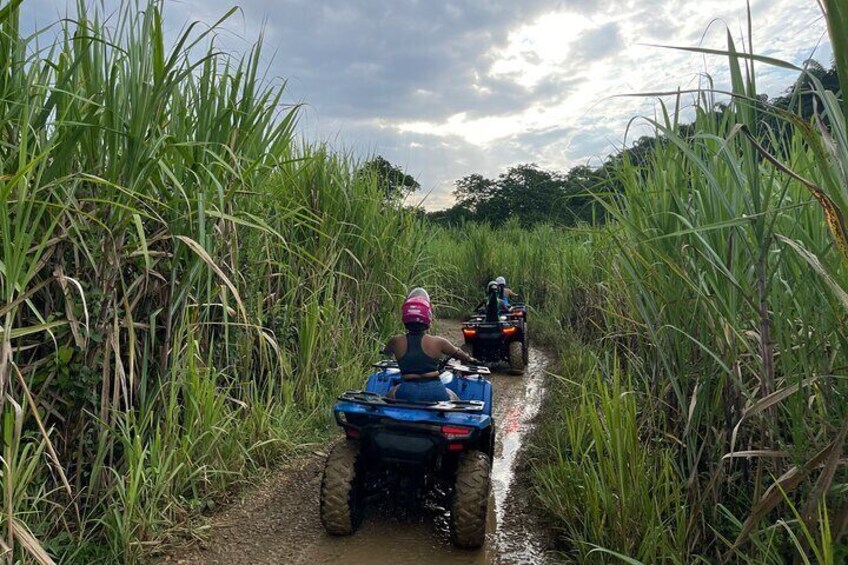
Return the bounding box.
[163,320,553,564]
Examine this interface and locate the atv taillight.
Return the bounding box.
[442,425,472,440]
[345,427,360,439]
[502,326,517,335]
[462,328,477,338]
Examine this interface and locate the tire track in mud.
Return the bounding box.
[163,320,554,565]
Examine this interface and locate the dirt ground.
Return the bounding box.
[160,320,556,565]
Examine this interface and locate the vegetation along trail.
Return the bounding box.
[165,319,552,564]
[5,0,848,562]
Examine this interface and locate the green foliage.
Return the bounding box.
[522,9,848,563]
[420,7,848,563]
[426,221,609,340]
[431,163,608,227]
[4,1,846,563]
[533,350,688,563]
[357,155,421,202]
[821,0,848,119]
[0,2,431,562]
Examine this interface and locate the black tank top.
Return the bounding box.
[398,332,441,375]
[486,292,500,322]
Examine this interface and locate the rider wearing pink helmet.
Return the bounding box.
[401,294,432,326]
[383,287,477,402]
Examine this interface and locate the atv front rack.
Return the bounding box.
[338,390,486,412]
[445,362,491,375]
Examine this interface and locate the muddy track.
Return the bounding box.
[163,320,554,564]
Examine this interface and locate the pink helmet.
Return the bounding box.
[402,296,432,326]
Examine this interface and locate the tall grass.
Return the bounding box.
[528,3,848,562]
[0,1,430,561]
[533,354,688,562]
[4,0,845,562]
[427,221,610,346]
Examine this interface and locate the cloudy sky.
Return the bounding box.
[23,0,833,209]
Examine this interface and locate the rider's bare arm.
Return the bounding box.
[437,337,474,363]
[381,336,398,356]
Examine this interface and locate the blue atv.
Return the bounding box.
[319,359,494,549]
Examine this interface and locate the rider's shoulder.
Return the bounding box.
[425,334,449,345]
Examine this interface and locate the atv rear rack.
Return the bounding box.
[372,359,491,376]
[338,390,486,412]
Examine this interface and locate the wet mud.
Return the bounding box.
[164,320,553,564]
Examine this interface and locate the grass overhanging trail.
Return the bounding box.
[0,1,433,561]
[2,0,848,563]
[523,3,848,563]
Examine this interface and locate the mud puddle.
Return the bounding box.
[164,321,552,565]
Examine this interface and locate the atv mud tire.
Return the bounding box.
[508,340,525,374]
[450,450,491,549]
[320,440,363,535]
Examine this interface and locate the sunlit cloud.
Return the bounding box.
[489,12,597,88]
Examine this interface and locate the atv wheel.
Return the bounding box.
[320,440,363,535]
[450,450,491,549]
[461,343,473,356]
[508,341,525,374]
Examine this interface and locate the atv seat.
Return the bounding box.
[363,363,491,411]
